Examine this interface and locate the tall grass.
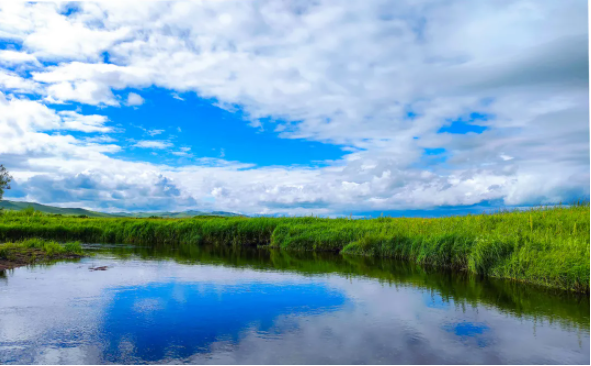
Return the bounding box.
[0,203,588,291]
[0,238,82,259]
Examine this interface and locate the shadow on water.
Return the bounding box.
[90,243,589,333]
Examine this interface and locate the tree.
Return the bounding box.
[0,165,12,201]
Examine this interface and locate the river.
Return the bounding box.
[0,244,588,364]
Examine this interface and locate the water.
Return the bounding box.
[0,244,588,364]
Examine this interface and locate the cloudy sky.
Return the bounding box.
[0,1,588,216]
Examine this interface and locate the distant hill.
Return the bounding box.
[110,210,243,218]
[0,200,116,218]
[0,200,242,218]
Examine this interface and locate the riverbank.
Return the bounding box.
[0,203,588,291]
[0,238,83,270]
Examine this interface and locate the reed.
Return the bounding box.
[0,203,588,291]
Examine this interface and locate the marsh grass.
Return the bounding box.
[0,238,83,268]
[0,238,81,255]
[0,203,588,291]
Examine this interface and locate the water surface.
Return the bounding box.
[0,244,588,364]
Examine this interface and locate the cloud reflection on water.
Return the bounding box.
[0,253,588,364]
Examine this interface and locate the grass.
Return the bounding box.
[0,238,83,268]
[0,203,588,291]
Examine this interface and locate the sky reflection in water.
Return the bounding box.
[0,246,588,364]
[102,282,346,363]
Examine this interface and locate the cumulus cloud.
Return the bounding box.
[0,69,39,93]
[0,50,38,65]
[58,111,112,133]
[0,2,130,61]
[0,0,588,215]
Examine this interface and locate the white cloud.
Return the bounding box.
[0,0,587,214]
[84,135,116,143]
[133,140,172,149]
[0,92,111,134]
[0,94,120,177]
[172,146,192,157]
[172,151,192,157]
[0,69,39,93]
[58,111,111,133]
[0,2,130,61]
[0,50,38,65]
[146,129,163,136]
[126,92,144,106]
[44,80,119,106]
[32,62,152,105]
[171,93,184,101]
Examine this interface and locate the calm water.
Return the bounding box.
[0,244,588,364]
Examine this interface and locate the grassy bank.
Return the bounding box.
[0,238,83,269]
[0,203,588,291]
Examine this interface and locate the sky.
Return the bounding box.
[0,0,588,217]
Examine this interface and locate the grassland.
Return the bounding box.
[0,203,588,292]
[0,238,83,269]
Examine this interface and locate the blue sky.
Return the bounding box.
[0,1,588,216]
[57,87,347,168]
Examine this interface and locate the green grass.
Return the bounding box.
[0,203,588,291]
[0,238,83,266]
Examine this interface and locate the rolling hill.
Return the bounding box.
[110,210,242,218]
[0,200,242,218]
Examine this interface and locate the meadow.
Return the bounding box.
[0,203,588,292]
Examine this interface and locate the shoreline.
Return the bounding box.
[0,239,85,270]
[0,249,84,270]
[0,204,588,292]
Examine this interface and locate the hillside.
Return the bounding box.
[0,200,115,218]
[0,200,242,218]
[111,210,242,218]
